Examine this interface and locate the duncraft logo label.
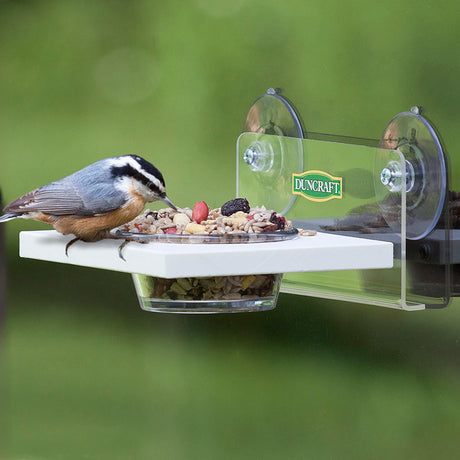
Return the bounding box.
[292,170,342,202]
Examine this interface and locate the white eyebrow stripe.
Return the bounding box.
[109,156,165,192]
[127,157,165,191]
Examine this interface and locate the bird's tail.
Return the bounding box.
[0,213,19,223]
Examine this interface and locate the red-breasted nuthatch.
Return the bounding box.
[0,155,176,254]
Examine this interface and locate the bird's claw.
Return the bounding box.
[116,236,149,261]
[65,237,80,257]
[117,240,130,261]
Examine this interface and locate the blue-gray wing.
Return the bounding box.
[5,161,128,216]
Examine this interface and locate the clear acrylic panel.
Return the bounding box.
[237,132,451,310]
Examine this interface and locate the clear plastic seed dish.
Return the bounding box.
[132,272,283,314]
[125,230,296,313]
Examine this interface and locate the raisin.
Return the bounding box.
[221,198,250,216]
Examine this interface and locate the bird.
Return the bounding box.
[0,155,176,256]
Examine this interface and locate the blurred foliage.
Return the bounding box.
[1,0,460,459]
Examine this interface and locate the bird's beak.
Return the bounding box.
[161,196,177,210]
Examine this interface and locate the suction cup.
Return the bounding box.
[241,88,304,214]
[243,88,304,137]
[377,107,447,240]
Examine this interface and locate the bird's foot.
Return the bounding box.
[109,232,148,261]
[65,237,81,256]
[117,238,150,260]
[117,239,130,261]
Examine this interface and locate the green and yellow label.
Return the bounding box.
[292,170,342,202]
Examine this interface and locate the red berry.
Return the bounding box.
[269,212,286,230]
[192,201,209,223]
[164,227,177,234]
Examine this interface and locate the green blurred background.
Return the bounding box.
[1,1,460,458]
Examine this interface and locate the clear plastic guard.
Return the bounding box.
[237,132,452,310]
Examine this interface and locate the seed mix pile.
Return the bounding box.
[119,198,316,237]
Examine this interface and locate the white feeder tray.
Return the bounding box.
[19,230,393,277]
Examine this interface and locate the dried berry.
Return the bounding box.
[221,198,250,216]
[269,212,286,230]
[192,201,209,223]
[164,227,177,234]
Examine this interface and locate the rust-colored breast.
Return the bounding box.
[50,194,146,241]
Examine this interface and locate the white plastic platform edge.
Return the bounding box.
[19,230,393,278]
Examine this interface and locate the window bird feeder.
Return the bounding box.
[19,89,455,313]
